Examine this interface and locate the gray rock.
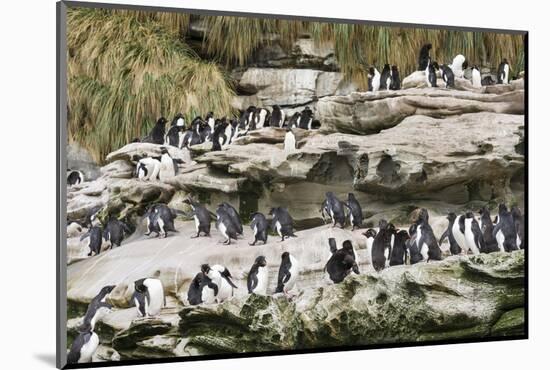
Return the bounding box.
[67,142,101,181]
[316,88,524,134]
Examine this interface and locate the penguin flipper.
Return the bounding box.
[438,229,449,245]
[492,223,502,238]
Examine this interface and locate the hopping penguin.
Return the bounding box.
[426,60,438,87]
[187,272,218,305]
[371,219,395,271]
[275,252,299,295]
[103,218,131,248]
[183,198,213,238]
[215,206,240,245]
[389,230,410,266]
[368,67,381,92]
[269,207,296,241]
[143,204,180,238]
[201,264,238,303]
[67,323,99,364]
[80,285,114,331]
[478,206,500,253]
[497,59,510,84]
[380,64,392,90]
[390,65,401,90]
[324,192,346,228]
[132,278,165,317]
[249,212,269,245]
[344,192,363,230]
[415,209,442,261]
[325,240,359,283]
[362,228,377,265]
[247,256,269,295]
[492,203,518,252]
[418,43,432,70]
[269,105,285,127]
[218,202,243,235]
[80,226,106,256]
[439,212,462,255]
[407,223,424,264]
[439,63,455,88]
[463,211,484,255]
[471,65,482,88]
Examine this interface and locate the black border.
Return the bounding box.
[57,1,528,369]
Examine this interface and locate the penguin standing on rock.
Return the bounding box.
[344,192,363,230]
[187,272,218,305]
[380,64,392,90]
[269,207,296,241]
[298,106,314,130]
[135,157,160,181]
[80,226,106,256]
[288,112,301,129]
[275,252,299,295]
[143,204,180,238]
[471,66,482,88]
[415,209,442,261]
[159,147,181,182]
[493,204,518,252]
[132,278,165,317]
[439,63,455,88]
[325,240,360,283]
[372,220,395,271]
[426,61,438,87]
[67,170,84,186]
[201,264,238,303]
[389,230,410,266]
[211,120,226,152]
[407,223,424,264]
[284,126,296,153]
[478,207,500,253]
[103,218,131,248]
[215,206,239,245]
[183,198,213,238]
[247,256,269,295]
[450,54,467,78]
[497,59,510,84]
[67,323,99,364]
[80,285,114,331]
[252,107,269,130]
[463,211,484,255]
[269,105,285,127]
[324,192,346,228]
[390,65,401,90]
[142,117,167,144]
[165,113,185,147]
[439,212,462,255]
[219,202,243,236]
[249,212,269,245]
[362,228,377,265]
[511,206,524,249]
[418,43,432,70]
[451,213,467,253]
[368,67,381,92]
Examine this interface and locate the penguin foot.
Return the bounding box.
[190,234,199,239]
[249,241,256,246]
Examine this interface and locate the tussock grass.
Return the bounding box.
[67,8,235,162]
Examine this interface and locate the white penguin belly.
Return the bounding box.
[201,286,216,304]
[157,217,165,235]
[216,277,233,302]
[416,226,429,260]
[79,332,99,363]
[285,255,299,292]
[284,132,295,152]
[496,230,505,252]
[275,221,282,237]
[218,222,228,239]
[452,219,466,250]
[193,215,199,232]
[366,238,374,265]
[253,266,268,295]
[144,279,164,316]
[464,219,480,255]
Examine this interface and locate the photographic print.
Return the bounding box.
[58,1,527,368]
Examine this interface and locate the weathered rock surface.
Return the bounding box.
[68,142,101,180]
[316,88,524,134]
[235,68,357,109]
[195,112,524,205]
[71,249,524,359]
[176,251,524,355]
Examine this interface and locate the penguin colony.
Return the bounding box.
[66,43,521,362]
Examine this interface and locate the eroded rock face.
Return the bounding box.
[176,250,524,355]
[316,88,524,134]
[195,112,523,205]
[235,68,357,109]
[79,250,524,359]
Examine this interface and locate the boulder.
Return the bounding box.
[106,142,192,164]
[316,88,524,134]
[236,68,357,108]
[176,250,524,355]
